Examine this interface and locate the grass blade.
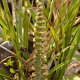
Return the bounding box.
[23,1,29,59]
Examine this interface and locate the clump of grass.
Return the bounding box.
[0,0,80,80]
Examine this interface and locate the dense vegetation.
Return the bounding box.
[0,0,80,80]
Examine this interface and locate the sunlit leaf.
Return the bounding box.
[10,68,15,74]
[6,58,13,66]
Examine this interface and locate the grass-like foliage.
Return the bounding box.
[0,0,80,80]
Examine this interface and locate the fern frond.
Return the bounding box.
[31,0,48,80]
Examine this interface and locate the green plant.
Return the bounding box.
[0,0,80,80]
[31,0,48,80]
